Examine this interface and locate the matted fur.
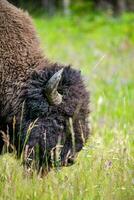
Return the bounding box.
[0,0,90,168]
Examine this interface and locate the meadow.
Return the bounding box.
[0,12,134,200]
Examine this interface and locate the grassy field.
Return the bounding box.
[0,12,134,200]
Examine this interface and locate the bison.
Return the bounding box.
[0,0,90,169]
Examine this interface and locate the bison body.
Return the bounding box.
[0,0,90,168]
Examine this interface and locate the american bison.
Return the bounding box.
[0,0,90,169]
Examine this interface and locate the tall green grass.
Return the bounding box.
[0,13,134,200]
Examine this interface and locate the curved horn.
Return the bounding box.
[45,68,64,105]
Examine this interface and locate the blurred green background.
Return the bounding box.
[0,1,134,200]
[9,0,134,15]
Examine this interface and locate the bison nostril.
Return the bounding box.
[68,158,74,164]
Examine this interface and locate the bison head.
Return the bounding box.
[16,64,89,169]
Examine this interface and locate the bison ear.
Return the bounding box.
[44,68,64,105]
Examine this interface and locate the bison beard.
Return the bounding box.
[0,0,90,170]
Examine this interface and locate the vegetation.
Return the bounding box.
[0,11,134,200]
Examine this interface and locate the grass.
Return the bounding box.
[0,12,134,199]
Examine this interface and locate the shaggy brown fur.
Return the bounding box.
[0,0,90,168]
[0,0,44,108]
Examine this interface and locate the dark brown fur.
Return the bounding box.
[0,0,90,168]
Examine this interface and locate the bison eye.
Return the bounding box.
[67,157,75,165]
